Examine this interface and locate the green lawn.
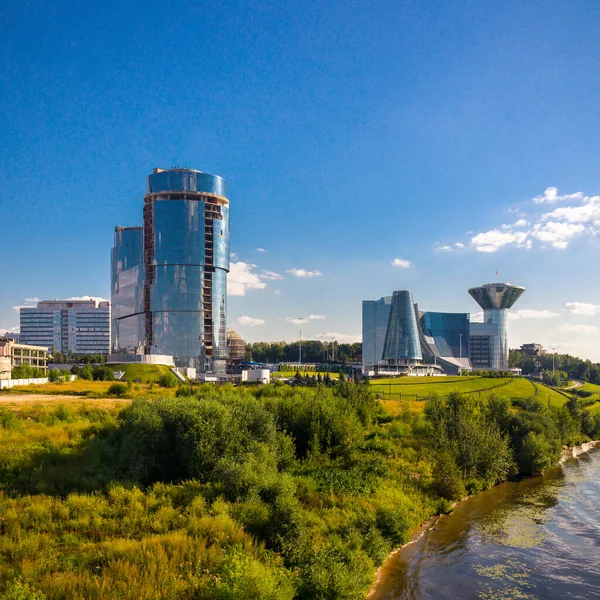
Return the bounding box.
[374,376,569,410]
[109,363,175,382]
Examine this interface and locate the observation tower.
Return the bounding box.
[468,282,525,371]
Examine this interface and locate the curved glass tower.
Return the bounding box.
[382,290,422,364]
[468,282,525,370]
[111,168,230,374]
[144,168,230,373]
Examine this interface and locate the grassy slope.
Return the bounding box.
[378,377,568,416]
[109,363,174,382]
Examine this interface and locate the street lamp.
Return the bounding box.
[297,318,304,365]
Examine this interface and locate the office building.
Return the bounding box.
[362,291,459,376]
[20,300,110,355]
[362,296,392,368]
[0,337,48,380]
[111,167,230,374]
[468,282,525,371]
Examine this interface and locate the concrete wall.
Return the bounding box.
[0,377,49,389]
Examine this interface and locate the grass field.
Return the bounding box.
[0,379,176,400]
[108,363,175,382]
[375,376,569,415]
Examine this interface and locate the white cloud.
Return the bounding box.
[287,314,326,325]
[256,248,267,253]
[510,309,560,320]
[391,258,413,268]
[435,245,453,252]
[67,296,109,303]
[564,302,600,316]
[530,221,585,249]
[0,326,20,335]
[315,332,361,343]
[25,297,40,303]
[470,229,530,253]
[237,315,265,326]
[454,242,465,249]
[532,187,584,204]
[463,187,600,253]
[560,324,598,334]
[286,268,322,277]
[260,271,284,281]
[470,311,484,323]
[228,262,267,296]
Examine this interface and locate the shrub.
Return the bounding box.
[108,383,128,396]
[158,373,178,388]
[0,578,47,600]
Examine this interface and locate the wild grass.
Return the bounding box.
[0,380,594,599]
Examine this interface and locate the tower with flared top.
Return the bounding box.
[468,282,525,371]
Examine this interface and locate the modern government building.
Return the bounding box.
[20,299,110,356]
[111,167,230,374]
[362,282,525,376]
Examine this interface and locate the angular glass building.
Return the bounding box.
[382,291,422,364]
[468,282,525,371]
[362,296,392,369]
[418,311,470,374]
[111,168,230,374]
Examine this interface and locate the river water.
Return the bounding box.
[370,446,600,600]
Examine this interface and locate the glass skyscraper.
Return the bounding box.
[111,168,230,374]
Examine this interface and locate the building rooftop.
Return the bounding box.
[468,282,525,310]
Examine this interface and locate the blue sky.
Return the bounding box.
[1,1,600,360]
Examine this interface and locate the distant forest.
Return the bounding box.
[509,349,600,384]
[247,341,600,384]
[245,341,361,365]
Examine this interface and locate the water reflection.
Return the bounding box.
[370,448,600,600]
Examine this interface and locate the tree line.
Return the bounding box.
[510,348,600,383]
[245,341,361,364]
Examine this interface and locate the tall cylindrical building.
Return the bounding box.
[468,282,525,370]
[382,290,423,365]
[143,168,230,373]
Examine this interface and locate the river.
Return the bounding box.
[370,445,600,600]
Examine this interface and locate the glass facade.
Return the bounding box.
[21,301,110,355]
[362,296,392,368]
[111,227,145,353]
[383,291,422,362]
[420,312,469,359]
[111,169,230,373]
[143,168,230,373]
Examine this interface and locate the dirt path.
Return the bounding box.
[0,394,128,404]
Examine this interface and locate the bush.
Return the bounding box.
[0,578,47,600]
[108,383,128,396]
[158,372,178,388]
[47,369,61,383]
[432,451,466,500]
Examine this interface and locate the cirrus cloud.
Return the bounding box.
[560,324,598,334]
[391,258,413,268]
[564,302,600,316]
[237,315,265,326]
[509,309,560,320]
[286,268,322,277]
[287,314,326,325]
